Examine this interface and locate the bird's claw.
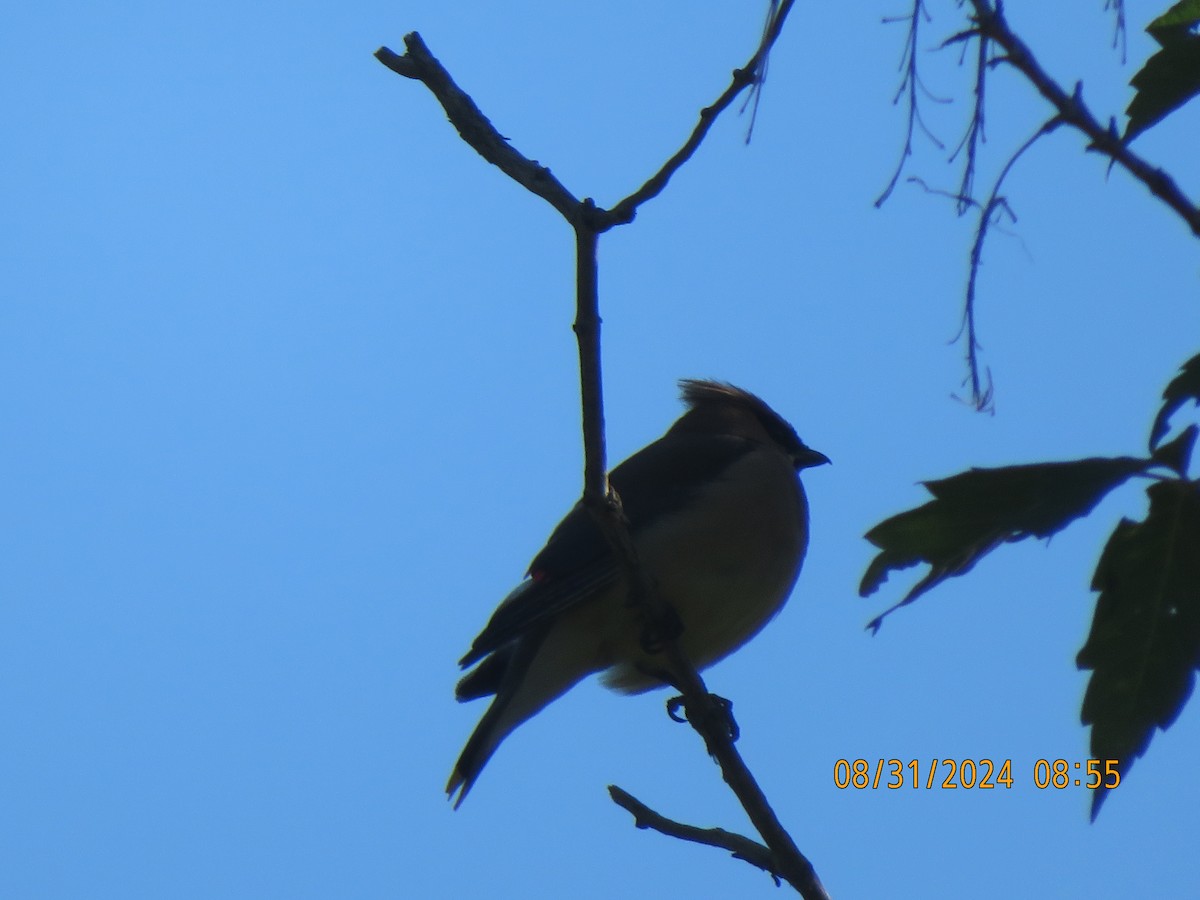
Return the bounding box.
[666,694,687,723]
[664,692,739,741]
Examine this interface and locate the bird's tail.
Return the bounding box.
[447,625,592,808]
[446,697,512,809]
[447,633,547,808]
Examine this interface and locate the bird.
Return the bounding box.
[446,379,828,807]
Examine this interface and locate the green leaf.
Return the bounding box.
[1077,479,1200,820]
[860,457,1152,632]
[1149,352,1200,451]
[1148,0,1200,33]
[1124,23,1200,142]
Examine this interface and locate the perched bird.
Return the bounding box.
[447,379,828,807]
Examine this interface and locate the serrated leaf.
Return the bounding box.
[860,457,1151,631]
[1148,0,1200,34]
[1124,31,1200,142]
[1077,479,1200,819]
[1150,352,1200,450]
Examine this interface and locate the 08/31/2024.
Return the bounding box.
[832,758,1121,790]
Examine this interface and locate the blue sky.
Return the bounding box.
[4,2,1199,897]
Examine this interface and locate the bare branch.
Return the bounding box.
[606,0,798,224]
[378,2,798,235]
[968,0,1200,237]
[572,218,608,499]
[375,37,583,224]
[608,785,786,888]
[578,327,824,894]
[877,0,949,207]
[648,669,831,897]
[740,0,781,144]
[891,2,1200,405]
[378,15,828,894]
[910,112,1059,413]
[949,28,990,215]
[1104,0,1127,63]
[959,118,1061,410]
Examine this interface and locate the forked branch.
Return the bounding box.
[377,9,829,897]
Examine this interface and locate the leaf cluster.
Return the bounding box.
[861,354,1200,818]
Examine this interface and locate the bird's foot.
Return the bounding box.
[665,693,739,742]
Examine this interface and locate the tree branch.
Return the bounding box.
[641,666,830,898]
[377,13,828,896]
[606,0,797,225]
[957,117,1061,411]
[376,0,798,233]
[884,1,1199,406]
[572,219,608,500]
[374,38,582,224]
[578,197,829,899]
[1104,0,1128,62]
[968,0,1200,237]
[949,24,990,215]
[877,0,946,207]
[608,785,785,887]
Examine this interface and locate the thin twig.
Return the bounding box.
[969,0,1200,236]
[877,0,948,207]
[1104,0,1127,63]
[608,785,785,887]
[958,117,1061,411]
[606,0,798,225]
[894,1,1200,406]
[740,0,781,144]
[949,26,989,215]
[907,114,1059,413]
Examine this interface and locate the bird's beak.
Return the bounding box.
[793,447,831,471]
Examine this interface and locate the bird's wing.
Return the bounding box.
[456,557,619,669]
[457,432,758,669]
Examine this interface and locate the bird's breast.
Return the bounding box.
[603,446,808,693]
